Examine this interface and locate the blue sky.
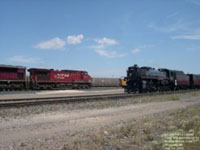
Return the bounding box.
[1,0,200,77]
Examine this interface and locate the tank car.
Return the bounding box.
[91,78,121,87]
[28,68,92,90]
[125,65,171,93]
[0,65,26,91]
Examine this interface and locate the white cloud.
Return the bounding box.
[171,34,200,40]
[94,38,118,46]
[148,20,188,33]
[95,49,125,58]
[35,34,84,49]
[167,12,179,18]
[131,44,154,54]
[89,45,126,58]
[186,45,200,52]
[8,56,41,64]
[67,34,84,45]
[35,37,66,50]
[132,48,141,54]
[139,44,154,49]
[186,0,200,6]
[89,44,105,50]
[88,37,125,58]
[148,18,200,41]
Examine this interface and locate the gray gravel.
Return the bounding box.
[0,91,199,150]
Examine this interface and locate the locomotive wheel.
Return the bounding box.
[127,89,131,94]
[135,90,139,94]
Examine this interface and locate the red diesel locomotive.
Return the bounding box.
[0,65,92,91]
[0,65,26,90]
[28,68,92,90]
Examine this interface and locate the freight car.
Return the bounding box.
[28,68,92,90]
[189,74,200,89]
[0,65,26,91]
[125,64,200,93]
[91,77,121,87]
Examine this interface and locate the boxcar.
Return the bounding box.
[174,71,190,89]
[28,68,92,89]
[91,77,121,87]
[0,65,26,90]
[189,74,200,88]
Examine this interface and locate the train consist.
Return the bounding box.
[125,64,200,93]
[0,64,122,91]
[0,65,92,90]
[3,63,198,93]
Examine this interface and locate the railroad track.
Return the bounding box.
[0,90,198,108]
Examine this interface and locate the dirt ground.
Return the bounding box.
[0,92,200,150]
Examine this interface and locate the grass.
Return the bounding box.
[61,104,200,150]
[167,94,180,101]
[191,91,199,96]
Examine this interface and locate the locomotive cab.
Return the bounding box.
[82,71,92,83]
[126,65,142,93]
[127,65,139,79]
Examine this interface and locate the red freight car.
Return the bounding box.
[193,75,200,87]
[174,71,190,89]
[28,68,92,89]
[189,74,200,88]
[0,65,26,90]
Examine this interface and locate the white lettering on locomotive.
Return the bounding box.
[54,73,69,79]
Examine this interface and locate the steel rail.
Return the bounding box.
[0,90,198,108]
[0,93,126,102]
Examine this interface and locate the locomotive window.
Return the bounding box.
[37,71,50,80]
[38,71,48,75]
[0,67,17,72]
[83,72,88,76]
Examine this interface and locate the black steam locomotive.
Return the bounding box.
[125,65,200,93]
